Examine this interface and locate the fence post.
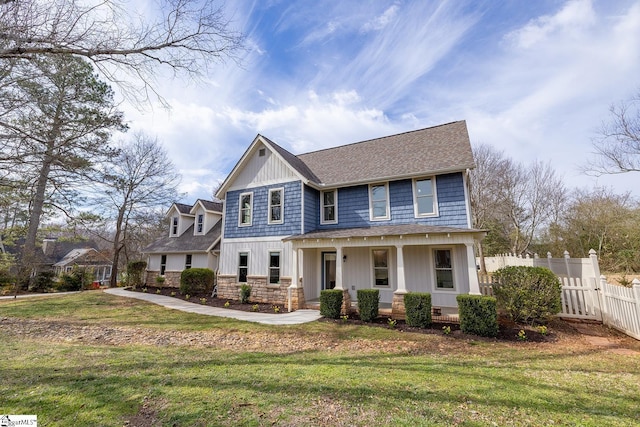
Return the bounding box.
[600,275,609,326]
[547,252,552,270]
[589,249,602,279]
[633,279,640,332]
[564,251,571,277]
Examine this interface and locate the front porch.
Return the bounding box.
[285,224,484,317]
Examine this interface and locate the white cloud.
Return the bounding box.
[506,0,597,49]
[361,3,400,32]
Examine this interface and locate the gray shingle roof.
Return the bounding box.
[296,121,474,186]
[174,203,193,214]
[196,199,223,212]
[142,221,221,254]
[284,224,485,241]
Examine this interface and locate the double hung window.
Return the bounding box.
[239,193,253,226]
[372,249,389,287]
[238,252,249,283]
[434,249,454,289]
[197,214,204,233]
[369,184,389,220]
[414,178,437,216]
[269,252,280,284]
[321,190,337,223]
[268,188,283,224]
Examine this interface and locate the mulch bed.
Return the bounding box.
[129,286,555,343]
[130,285,286,314]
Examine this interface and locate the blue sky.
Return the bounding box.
[123,0,640,201]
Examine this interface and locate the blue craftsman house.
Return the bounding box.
[215,121,485,316]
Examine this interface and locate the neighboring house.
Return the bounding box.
[215,121,486,316]
[143,199,223,287]
[39,238,112,283]
[52,246,113,284]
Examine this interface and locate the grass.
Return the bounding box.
[2,292,640,426]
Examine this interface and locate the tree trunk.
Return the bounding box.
[109,205,127,287]
[477,241,487,274]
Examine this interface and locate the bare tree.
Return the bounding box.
[469,144,513,272]
[498,161,567,256]
[0,0,244,103]
[89,133,181,286]
[587,92,640,175]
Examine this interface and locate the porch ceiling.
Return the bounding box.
[284,224,486,241]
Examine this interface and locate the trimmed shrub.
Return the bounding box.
[126,260,147,288]
[30,271,56,293]
[457,294,498,337]
[180,268,215,295]
[493,266,562,324]
[319,289,343,319]
[239,283,251,304]
[357,289,379,322]
[57,272,83,292]
[404,292,432,328]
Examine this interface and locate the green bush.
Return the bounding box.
[180,268,215,295]
[319,289,343,319]
[126,260,147,288]
[404,292,432,328]
[30,271,56,293]
[56,268,91,292]
[239,283,251,304]
[457,294,498,337]
[493,266,562,324]
[357,289,379,322]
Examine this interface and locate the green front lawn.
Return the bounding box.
[1,292,639,426]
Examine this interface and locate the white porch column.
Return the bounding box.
[291,246,298,287]
[335,244,344,290]
[466,243,481,295]
[395,244,406,294]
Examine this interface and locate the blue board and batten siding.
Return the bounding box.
[303,186,319,234]
[225,173,469,238]
[224,180,302,238]
[304,172,469,231]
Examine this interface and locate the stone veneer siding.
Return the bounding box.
[217,274,292,307]
[145,270,181,288]
[392,292,407,319]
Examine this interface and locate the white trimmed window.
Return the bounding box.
[268,188,284,224]
[238,252,249,283]
[414,177,437,217]
[160,255,167,276]
[321,190,337,224]
[369,183,390,220]
[197,214,204,233]
[185,254,192,269]
[171,217,178,235]
[434,249,454,289]
[238,192,253,226]
[372,249,390,287]
[268,251,281,284]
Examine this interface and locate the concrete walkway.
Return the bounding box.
[104,288,322,325]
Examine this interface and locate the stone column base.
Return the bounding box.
[288,286,306,312]
[392,292,407,319]
[340,289,352,315]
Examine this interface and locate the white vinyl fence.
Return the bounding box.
[479,250,640,341]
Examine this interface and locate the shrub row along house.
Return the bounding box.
[143,121,486,316]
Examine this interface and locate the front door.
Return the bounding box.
[322,252,337,290]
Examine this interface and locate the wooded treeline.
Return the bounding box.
[0,0,242,288]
